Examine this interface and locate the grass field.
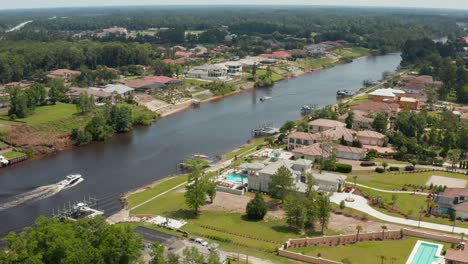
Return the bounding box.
[289,237,450,264]
[256,69,284,82]
[2,151,26,160]
[225,138,265,160]
[334,47,370,59]
[347,94,369,105]
[297,58,335,70]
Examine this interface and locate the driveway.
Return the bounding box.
[330,192,468,234]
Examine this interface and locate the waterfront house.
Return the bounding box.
[311,171,347,192]
[293,143,365,161]
[259,51,292,60]
[247,158,312,192]
[224,62,243,76]
[287,132,321,150]
[435,188,468,219]
[66,87,112,103]
[368,88,405,102]
[351,101,400,118]
[125,76,182,91]
[186,64,228,81]
[291,143,328,162]
[397,97,421,110]
[308,118,346,132]
[356,130,385,146]
[90,84,134,97]
[47,69,81,82]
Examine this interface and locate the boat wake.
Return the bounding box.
[0,175,83,211]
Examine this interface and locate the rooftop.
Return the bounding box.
[292,143,326,157]
[369,88,405,97]
[399,97,418,102]
[335,145,367,154]
[91,84,134,95]
[309,118,346,128]
[320,126,355,142]
[312,171,347,183]
[67,87,112,98]
[445,248,468,263]
[357,130,385,139]
[288,131,321,141]
[440,188,468,199]
[351,101,399,112]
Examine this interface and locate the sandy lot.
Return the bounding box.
[426,175,467,188]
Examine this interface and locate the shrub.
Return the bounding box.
[360,161,376,167]
[246,192,267,220]
[405,165,415,171]
[389,166,400,171]
[335,163,352,173]
[375,167,385,173]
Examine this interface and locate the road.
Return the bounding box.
[5,20,33,33]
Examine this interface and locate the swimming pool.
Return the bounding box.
[406,241,444,264]
[226,173,248,183]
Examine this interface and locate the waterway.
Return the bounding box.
[0,53,401,236]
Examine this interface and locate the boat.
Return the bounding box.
[252,126,280,137]
[193,154,209,160]
[336,90,352,97]
[57,174,83,188]
[301,105,314,115]
[259,96,271,102]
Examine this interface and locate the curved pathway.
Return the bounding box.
[330,192,468,234]
[354,183,429,196]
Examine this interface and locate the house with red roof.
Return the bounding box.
[175,51,194,58]
[47,69,81,82]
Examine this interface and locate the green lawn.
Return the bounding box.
[333,47,370,59]
[289,237,450,264]
[256,69,284,82]
[127,175,188,209]
[297,58,335,70]
[355,171,468,191]
[0,141,10,150]
[347,94,369,106]
[225,138,266,160]
[2,151,27,160]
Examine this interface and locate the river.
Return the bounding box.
[0,53,401,236]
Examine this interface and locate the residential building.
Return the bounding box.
[259,51,292,60]
[311,171,347,192]
[125,76,182,91]
[223,62,243,76]
[186,64,228,81]
[287,132,320,150]
[291,143,327,162]
[47,69,81,82]
[335,145,367,160]
[224,34,237,42]
[309,118,346,132]
[66,87,112,103]
[96,27,129,38]
[189,46,208,54]
[398,96,421,110]
[175,51,194,58]
[320,126,356,143]
[353,110,374,129]
[247,158,312,192]
[445,248,468,264]
[400,75,443,102]
[356,130,385,146]
[368,88,405,102]
[350,101,400,118]
[90,84,134,96]
[435,188,468,219]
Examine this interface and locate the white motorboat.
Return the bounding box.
[58,174,83,188]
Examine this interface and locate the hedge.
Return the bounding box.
[375,167,385,173]
[389,166,400,171]
[335,163,352,173]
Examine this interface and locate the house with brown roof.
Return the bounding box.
[435,188,468,219]
[287,132,321,150]
[175,51,194,58]
[66,87,112,103]
[335,145,367,160]
[445,248,468,264]
[309,118,346,132]
[400,75,443,102]
[321,126,356,143]
[291,143,327,162]
[292,143,366,161]
[124,76,182,91]
[351,101,399,118]
[47,69,81,82]
[356,130,385,146]
[398,96,421,110]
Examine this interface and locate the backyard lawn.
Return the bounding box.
[256,69,284,82]
[297,58,335,70]
[225,138,265,160]
[2,151,27,160]
[334,47,370,59]
[289,237,450,264]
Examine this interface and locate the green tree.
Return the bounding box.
[48,78,66,104]
[85,115,114,141]
[150,242,165,264]
[182,246,205,264]
[246,192,268,220]
[317,194,331,234]
[447,149,462,171]
[167,253,180,264]
[268,166,296,202]
[355,225,363,242]
[280,120,296,133]
[185,158,209,214]
[207,250,221,264]
[109,104,133,133]
[284,192,307,231]
[8,86,31,118]
[205,180,217,203]
[372,112,388,133]
[76,91,95,114]
[345,110,354,129]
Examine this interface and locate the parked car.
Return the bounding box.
[344,187,353,193]
[194,238,208,247]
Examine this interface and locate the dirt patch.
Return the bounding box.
[7,124,73,155]
[329,213,402,234]
[201,192,251,214]
[427,175,467,188]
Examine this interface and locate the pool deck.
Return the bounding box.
[405,240,444,264]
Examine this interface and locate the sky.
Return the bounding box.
[1,0,468,10]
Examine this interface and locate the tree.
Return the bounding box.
[85,115,114,141]
[246,192,268,220]
[76,91,95,114]
[109,104,133,132]
[339,200,346,210]
[280,121,296,134]
[268,166,296,202]
[305,172,315,196]
[167,253,180,264]
[48,78,66,104]
[182,246,205,264]
[317,194,331,234]
[185,159,209,214]
[447,149,462,171]
[372,113,388,133]
[353,175,357,189]
[381,225,388,239]
[391,194,398,209]
[207,250,221,264]
[345,110,354,129]
[150,243,165,264]
[8,86,31,118]
[284,192,307,231]
[382,162,388,171]
[355,225,363,242]
[205,180,217,203]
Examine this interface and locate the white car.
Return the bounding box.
[194,238,209,247]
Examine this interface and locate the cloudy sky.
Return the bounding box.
[1,0,467,10]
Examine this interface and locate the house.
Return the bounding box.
[368,88,405,102]
[291,143,328,162]
[287,132,321,150]
[224,34,237,42]
[247,158,312,192]
[320,126,356,143]
[356,130,385,146]
[351,101,400,118]
[186,64,228,81]
[189,46,208,54]
[445,247,468,264]
[259,51,292,60]
[398,96,421,110]
[223,62,243,76]
[125,76,182,91]
[66,87,112,103]
[47,69,81,82]
[163,58,186,65]
[90,84,134,96]
[335,145,367,160]
[309,119,346,132]
[435,188,468,219]
[400,75,443,102]
[353,110,374,129]
[96,27,129,38]
[175,51,194,58]
[312,171,347,192]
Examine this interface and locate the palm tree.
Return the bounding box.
[381,225,388,240]
[353,175,357,189]
[355,225,363,242]
[425,196,435,216]
[380,255,386,264]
